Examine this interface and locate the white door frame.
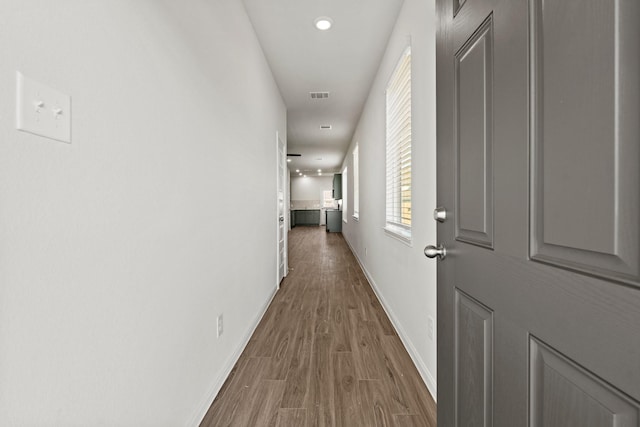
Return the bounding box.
[276,131,288,288]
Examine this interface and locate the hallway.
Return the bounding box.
[200,226,437,426]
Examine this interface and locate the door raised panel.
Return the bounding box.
[455,15,494,249]
[455,290,493,427]
[454,0,468,16]
[530,0,640,285]
[530,337,640,427]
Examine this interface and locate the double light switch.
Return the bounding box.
[16,71,71,143]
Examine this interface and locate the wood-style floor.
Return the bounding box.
[200,226,437,427]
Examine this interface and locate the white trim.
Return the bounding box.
[343,237,436,402]
[342,166,348,224]
[353,143,359,218]
[281,134,288,278]
[187,287,278,427]
[383,225,413,246]
[276,131,287,288]
[276,132,280,288]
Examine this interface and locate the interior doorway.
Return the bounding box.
[276,132,288,286]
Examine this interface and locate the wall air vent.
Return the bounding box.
[320,125,332,130]
[310,92,330,99]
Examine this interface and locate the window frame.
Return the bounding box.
[384,45,412,242]
[342,166,348,223]
[353,143,359,220]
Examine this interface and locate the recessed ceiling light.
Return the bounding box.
[319,173,322,176]
[317,169,322,172]
[314,16,333,31]
[295,169,300,173]
[303,175,307,178]
[287,158,292,162]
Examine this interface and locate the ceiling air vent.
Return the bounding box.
[320,125,332,130]
[310,92,330,99]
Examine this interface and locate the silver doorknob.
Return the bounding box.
[424,244,446,260]
[433,207,447,222]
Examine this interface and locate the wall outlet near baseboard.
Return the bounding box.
[217,314,224,338]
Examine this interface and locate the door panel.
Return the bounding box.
[530,338,640,427]
[436,0,640,425]
[453,0,467,18]
[455,290,493,427]
[455,15,494,248]
[530,0,640,284]
[453,0,492,53]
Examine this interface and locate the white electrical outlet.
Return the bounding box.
[217,314,224,338]
[16,71,71,143]
[427,316,434,341]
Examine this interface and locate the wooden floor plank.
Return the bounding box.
[329,276,352,353]
[393,414,433,427]
[276,408,307,427]
[359,378,408,426]
[280,350,312,408]
[348,310,387,380]
[359,380,388,427]
[380,336,437,424]
[305,333,333,409]
[200,357,272,426]
[200,227,436,427]
[332,352,358,426]
[232,379,285,427]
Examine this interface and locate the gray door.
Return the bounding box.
[435,0,640,426]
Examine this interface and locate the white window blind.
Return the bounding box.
[353,144,359,219]
[385,46,412,239]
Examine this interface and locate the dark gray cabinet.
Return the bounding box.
[326,210,342,232]
[292,210,320,226]
[332,173,342,200]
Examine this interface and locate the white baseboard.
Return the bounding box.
[186,286,279,426]
[343,238,438,402]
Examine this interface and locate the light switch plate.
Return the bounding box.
[16,71,71,143]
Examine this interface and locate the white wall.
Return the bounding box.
[290,175,333,202]
[340,0,438,399]
[0,1,285,425]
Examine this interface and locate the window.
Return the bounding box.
[342,167,348,223]
[323,190,335,209]
[385,46,412,240]
[353,144,359,219]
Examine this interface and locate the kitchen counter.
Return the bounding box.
[291,209,321,226]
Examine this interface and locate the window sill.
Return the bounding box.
[383,225,412,246]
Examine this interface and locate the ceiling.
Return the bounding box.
[242,0,405,177]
